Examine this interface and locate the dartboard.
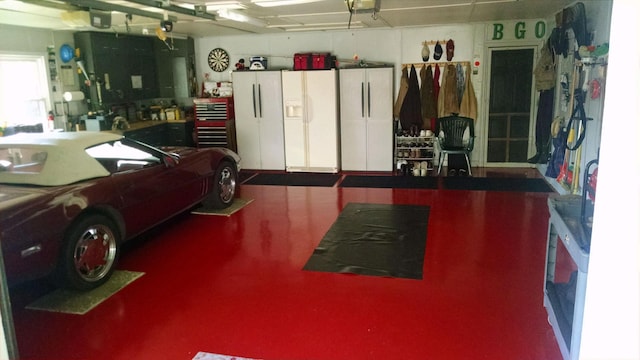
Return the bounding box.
[208,48,230,72]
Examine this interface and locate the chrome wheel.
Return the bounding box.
[217,164,236,204]
[204,161,237,209]
[73,224,117,282]
[58,214,120,290]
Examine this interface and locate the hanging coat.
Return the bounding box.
[420,65,437,129]
[438,64,459,117]
[399,65,422,130]
[431,64,441,130]
[393,66,409,119]
[456,63,465,106]
[459,63,478,120]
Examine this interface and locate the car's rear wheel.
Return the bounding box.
[56,214,120,290]
[203,160,237,209]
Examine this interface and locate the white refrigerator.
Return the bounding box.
[339,67,393,171]
[281,69,340,173]
[232,71,286,170]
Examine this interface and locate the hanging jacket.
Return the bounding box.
[438,64,459,117]
[420,65,437,129]
[431,64,441,130]
[459,63,478,120]
[399,65,423,130]
[456,63,465,105]
[393,66,409,119]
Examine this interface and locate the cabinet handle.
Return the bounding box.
[367,82,371,118]
[361,82,365,118]
[252,84,257,118]
[258,84,263,118]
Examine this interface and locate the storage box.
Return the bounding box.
[312,53,335,69]
[250,56,267,70]
[294,53,336,70]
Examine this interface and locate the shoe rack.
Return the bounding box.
[395,128,435,176]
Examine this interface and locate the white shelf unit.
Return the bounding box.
[394,134,435,175]
[543,196,590,360]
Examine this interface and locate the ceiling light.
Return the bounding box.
[266,21,362,28]
[199,1,245,11]
[347,0,381,13]
[217,9,265,26]
[252,0,323,7]
[160,20,173,32]
[285,25,364,32]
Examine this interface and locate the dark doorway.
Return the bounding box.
[487,48,534,163]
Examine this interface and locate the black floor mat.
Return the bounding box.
[243,173,341,187]
[442,177,553,192]
[238,171,257,184]
[303,203,430,279]
[339,175,438,189]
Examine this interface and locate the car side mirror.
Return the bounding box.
[164,155,178,167]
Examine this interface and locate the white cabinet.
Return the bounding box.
[339,67,393,171]
[233,71,285,170]
[281,69,339,173]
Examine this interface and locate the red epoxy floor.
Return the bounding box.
[9,172,563,360]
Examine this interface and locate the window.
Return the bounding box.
[0,146,48,174]
[86,140,161,173]
[0,54,50,129]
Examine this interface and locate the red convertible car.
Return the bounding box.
[0,131,240,290]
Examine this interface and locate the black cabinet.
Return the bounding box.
[166,121,195,146]
[123,121,194,147]
[154,37,197,99]
[129,36,158,100]
[124,123,167,146]
[74,32,158,107]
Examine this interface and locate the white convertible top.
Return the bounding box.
[0,131,123,186]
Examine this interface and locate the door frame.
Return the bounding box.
[481,44,541,168]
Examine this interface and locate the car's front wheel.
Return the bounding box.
[56,214,120,290]
[203,160,237,209]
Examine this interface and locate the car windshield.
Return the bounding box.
[0,146,48,174]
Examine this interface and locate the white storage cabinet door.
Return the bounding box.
[365,68,393,171]
[340,67,393,171]
[233,71,285,170]
[339,69,368,170]
[233,72,262,169]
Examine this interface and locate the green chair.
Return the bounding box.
[435,115,475,176]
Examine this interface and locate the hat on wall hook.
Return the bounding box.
[421,42,430,61]
[433,41,443,60]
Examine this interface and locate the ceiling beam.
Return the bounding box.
[61,0,178,22]
[121,0,217,21]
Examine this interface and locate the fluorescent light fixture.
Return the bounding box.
[285,25,364,31]
[348,0,381,12]
[266,21,363,28]
[217,8,266,26]
[252,0,323,7]
[197,1,245,11]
